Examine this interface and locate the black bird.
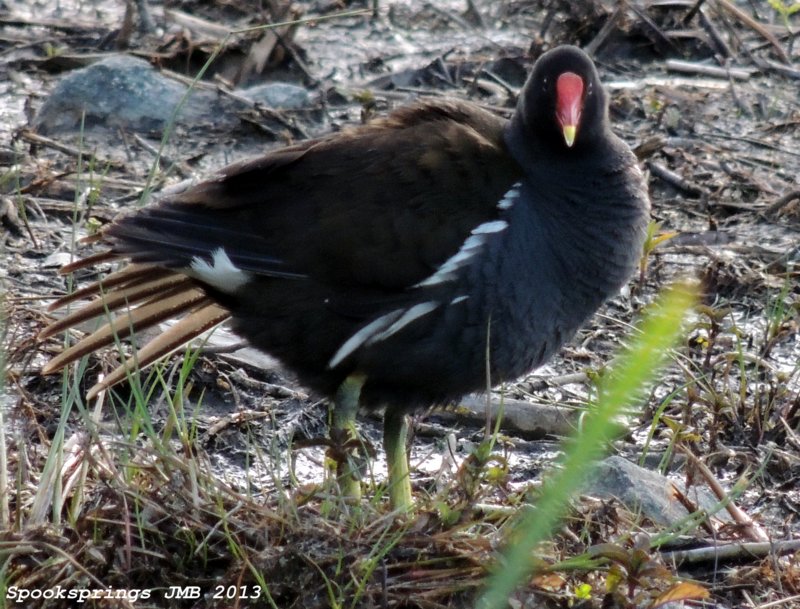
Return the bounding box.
[40,45,650,510]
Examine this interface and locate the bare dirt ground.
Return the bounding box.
[1,1,799,608]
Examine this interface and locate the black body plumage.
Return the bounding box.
[40,45,651,509]
[94,46,649,411]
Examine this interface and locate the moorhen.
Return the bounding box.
[40,45,650,510]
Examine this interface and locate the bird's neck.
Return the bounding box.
[504,125,648,300]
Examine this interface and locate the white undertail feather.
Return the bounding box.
[189,248,251,293]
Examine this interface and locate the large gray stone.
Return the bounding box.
[240,82,312,110]
[587,456,731,526]
[34,55,235,134]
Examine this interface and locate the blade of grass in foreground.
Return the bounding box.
[477,281,697,609]
[0,303,8,527]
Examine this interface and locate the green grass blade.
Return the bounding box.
[476,281,697,609]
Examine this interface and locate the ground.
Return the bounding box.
[1,1,799,608]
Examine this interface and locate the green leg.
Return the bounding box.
[383,408,413,512]
[332,374,365,503]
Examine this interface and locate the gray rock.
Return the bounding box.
[34,55,235,134]
[586,456,731,526]
[240,82,312,110]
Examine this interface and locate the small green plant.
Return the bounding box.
[477,282,696,608]
[639,221,678,284]
[0,294,8,529]
[589,538,709,607]
[762,278,798,359]
[768,0,800,27]
[43,42,64,59]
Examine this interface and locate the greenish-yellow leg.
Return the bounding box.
[332,374,365,503]
[383,408,412,511]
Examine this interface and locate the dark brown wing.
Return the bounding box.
[106,99,521,289]
[40,99,521,397]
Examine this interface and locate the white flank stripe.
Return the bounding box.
[450,295,469,305]
[328,309,403,369]
[497,183,521,210]
[189,248,250,293]
[415,219,509,288]
[471,219,508,234]
[371,301,439,343]
[328,301,440,369]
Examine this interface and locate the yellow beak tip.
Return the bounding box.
[562,125,577,147]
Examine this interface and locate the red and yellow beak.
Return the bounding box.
[556,72,584,147]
